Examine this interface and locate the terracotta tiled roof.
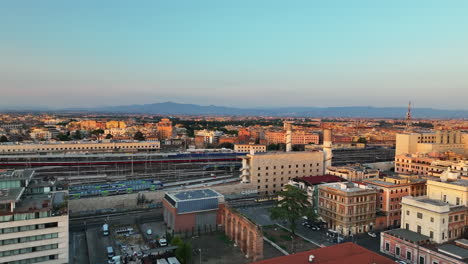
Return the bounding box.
[250,242,394,264]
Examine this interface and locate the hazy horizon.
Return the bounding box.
[2,1,468,110]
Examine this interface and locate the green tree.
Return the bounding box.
[133,131,145,141]
[105,134,113,139]
[171,236,192,264]
[356,137,367,144]
[56,133,71,141]
[72,130,83,140]
[0,135,8,142]
[90,129,104,136]
[269,185,311,253]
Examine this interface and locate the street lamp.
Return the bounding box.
[198,248,202,264]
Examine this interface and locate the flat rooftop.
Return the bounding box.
[445,180,468,187]
[437,244,468,260]
[0,169,34,180]
[167,188,223,202]
[386,228,430,243]
[416,198,449,207]
[296,175,346,186]
[320,182,375,193]
[0,188,25,203]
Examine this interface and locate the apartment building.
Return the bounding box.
[29,129,54,141]
[156,118,173,140]
[326,165,379,181]
[287,175,345,209]
[318,182,378,236]
[240,151,324,195]
[234,144,266,153]
[395,130,466,156]
[400,179,468,244]
[0,170,68,263]
[265,131,319,145]
[364,176,426,230]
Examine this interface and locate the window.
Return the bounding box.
[417,212,423,219]
[406,251,412,261]
[385,242,390,251]
[419,256,425,264]
[417,225,421,234]
[406,210,410,215]
[456,197,460,205]
[396,246,400,256]
[430,217,434,223]
[430,231,433,239]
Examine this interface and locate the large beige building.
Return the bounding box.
[240,151,325,195]
[395,130,467,156]
[234,144,266,153]
[0,170,68,263]
[0,141,160,154]
[400,179,467,244]
[326,165,379,181]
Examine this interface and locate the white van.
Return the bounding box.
[103,224,109,236]
[156,259,169,264]
[167,257,181,264]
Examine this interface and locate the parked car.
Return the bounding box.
[367,232,377,238]
[158,238,168,247]
[395,261,407,264]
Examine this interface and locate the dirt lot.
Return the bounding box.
[263,225,319,253]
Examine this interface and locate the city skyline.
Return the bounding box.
[2,1,468,110]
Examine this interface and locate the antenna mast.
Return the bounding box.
[405,101,412,132]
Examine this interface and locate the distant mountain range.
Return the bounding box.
[1,101,467,118]
[64,102,467,118]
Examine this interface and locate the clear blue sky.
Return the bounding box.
[1,1,467,109]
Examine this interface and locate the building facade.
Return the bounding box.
[156,118,173,140]
[234,144,266,153]
[163,189,225,233]
[240,151,325,195]
[400,179,467,244]
[318,182,378,236]
[326,165,379,181]
[0,170,68,264]
[364,176,426,230]
[0,141,161,154]
[395,130,466,156]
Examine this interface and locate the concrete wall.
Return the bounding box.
[69,182,255,213]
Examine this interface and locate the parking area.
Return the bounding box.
[69,231,88,264]
[86,226,119,264]
[70,211,174,264]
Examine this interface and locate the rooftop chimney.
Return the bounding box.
[284,121,293,152]
[308,255,315,263]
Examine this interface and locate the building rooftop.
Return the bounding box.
[0,188,25,204]
[437,244,468,260]
[0,169,34,180]
[455,238,468,248]
[295,175,346,186]
[168,188,223,202]
[250,242,394,264]
[319,182,376,193]
[444,179,468,187]
[416,198,449,206]
[386,228,430,243]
